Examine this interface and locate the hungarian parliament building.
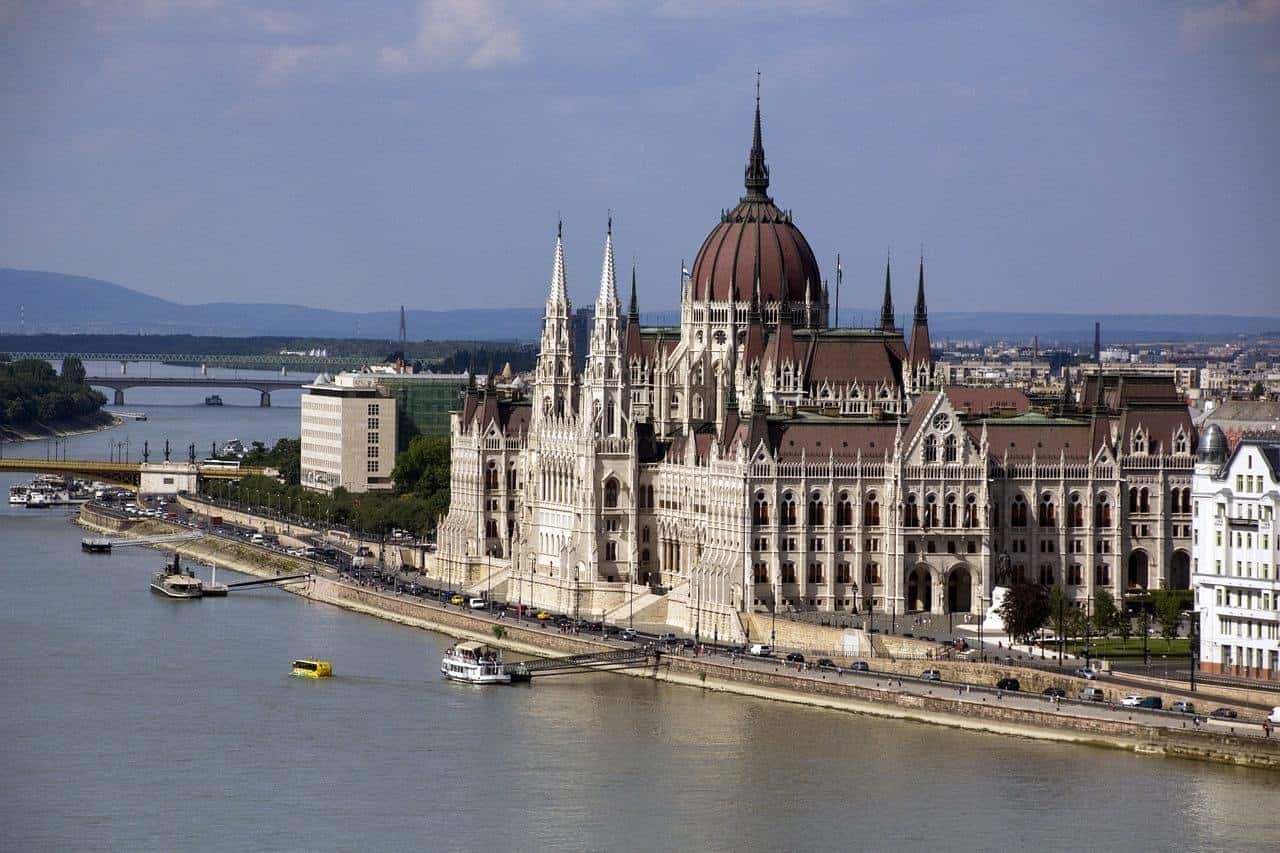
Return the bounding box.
[437,100,1197,640]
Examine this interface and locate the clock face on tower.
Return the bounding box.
[932,413,952,434]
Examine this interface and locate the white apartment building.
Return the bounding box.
[1192,424,1280,682]
[300,372,396,494]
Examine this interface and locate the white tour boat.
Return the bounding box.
[9,485,30,506]
[440,642,511,685]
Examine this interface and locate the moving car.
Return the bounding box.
[1078,687,1104,702]
[1074,667,1098,680]
[785,652,805,664]
[449,594,465,605]
[848,661,870,672]
[468,597,487,610]
[536,611,553,621]
[920,669,942,681]
[1170,701,1196,714]
[748,643,772,657]
[1209,708,1238,720]
[1042,687,1066,698]
[816,658,836,670]
[620,628,637,641]
[1121,695,1145,707]
[1136,697,1163,710]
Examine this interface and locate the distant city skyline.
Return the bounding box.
[1,1,1277,317]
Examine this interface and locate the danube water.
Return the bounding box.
[2,374,1277,852]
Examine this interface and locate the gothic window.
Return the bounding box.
[924,493,939,528]
[1039,563,1055,585]
[1095,493,1112,527]
[1139,487,1150,514]
[753,492,770,525]
[944,494,958,527]
[807,563,824,584]
[484,461,498,491]
[781,562,796,584]
[1132,430,1146,454]
[781,492,797,526]
[484,519,498,538]
[837,492,853,526]
[605,542,617,561]
[753,562,769,584]
[1011,495,1028,528]
[943,434,958,463]
[1174,430,1188,454]
[693,394,704,419]
[807,493,825,526]
[1068,493,1084,528]
[1038,493,1056,528]
[1067,564,1083,585]
[904,494,920,528]
[863,562,881,584]
[1095,564,1111,586]
[923,434,938,463]
[964,494,978,528]
[864,493,881,526]
[836,563,852,584]
[604,477,619,508]
[641,549,651,565]
[507,464,517,490]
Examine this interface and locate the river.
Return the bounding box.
[1,371,1277,852]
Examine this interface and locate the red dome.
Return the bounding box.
[690,199,821,304]
[689,96,821,305]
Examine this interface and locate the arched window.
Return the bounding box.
[753,492,770,525]
[904,494,919,528]
[781,492,797,526]
[693,394,704,419]
[1039,563,1055,586]
[807,492,825,526]
[944,493,958,527]
[1068,493,1083,528]
[484,461,498,491]
[1139,487,1150,514]
[923,434,938,463]
[1132,430,1146,454]
[645,485,655,509]
[1011,495,1028,527]
[864,493,881,526]
[604,477,619,508]
[964,494,978,528]
[506,464,517,490]
[836,492,853,526]
[924,493,939,528]
[641,548,651,565]
[1038,492,1056,527]
[605,542,617,561]
[1129,487,1139,513]
[1095,493,1111,527]
[642,526,650,543]
[943,434,958,463]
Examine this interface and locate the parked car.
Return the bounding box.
[620,628,638,641]
[1074,667,1098,680]
[1078,687,1105,702]
[816,658,836,670]
[785,652,805,663]
[748,643,772,657]
[468,597,487,610]
[1121,695,1145,707]
[1042,687,1066,698]
[848,661,870,672]
[996,678,1021,692]
[920,669,942,681]
[1136,697,1163,710]
[1209,708,1238,720]
[449,594,465,606]
[1170,701,1196,714]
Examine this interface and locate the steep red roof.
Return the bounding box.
[943,386,1031,416]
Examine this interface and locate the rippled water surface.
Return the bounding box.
[2,378,1277,851]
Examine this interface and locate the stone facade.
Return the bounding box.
[437,101,1196,641]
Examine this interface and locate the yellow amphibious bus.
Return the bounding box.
[291,659,333,678]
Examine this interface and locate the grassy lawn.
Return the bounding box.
[1055,637,1191,658]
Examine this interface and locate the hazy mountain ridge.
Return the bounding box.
[2,268,1276,345]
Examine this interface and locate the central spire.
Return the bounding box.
[879,252,895,330]
[743,72,770,201]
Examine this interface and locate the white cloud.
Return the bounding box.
[379,0,524,73]
[258,42,353,87]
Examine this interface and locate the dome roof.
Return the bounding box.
[689,95,821,305]
[1197,422,1228,464]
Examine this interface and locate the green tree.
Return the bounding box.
[998,582,1051,643]
[60,356,86,384]
[1047,585,1070,640]
[1117,611,1133,645]
[1092,589,1119,637]
[1151,589,1183,647]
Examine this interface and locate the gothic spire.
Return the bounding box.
[914,252,927,324]
[879,252,895,330]
[596,216,618,315]
[549,219,569,309]
[743,72,770,201]
[627,261,639,323]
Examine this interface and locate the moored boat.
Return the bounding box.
[441,641,511,684]
[8,485,29,506]
[291,659,333,678]
[150,553,203,599]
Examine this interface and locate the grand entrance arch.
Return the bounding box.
[1127,549,1149,590]
[1169,550,1191,590]
[946,567,973,613]
[906,565,932,612]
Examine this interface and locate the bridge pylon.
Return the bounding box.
[113,389,125,406]
[260,391,271,407]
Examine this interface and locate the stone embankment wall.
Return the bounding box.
[78,505,1280,772]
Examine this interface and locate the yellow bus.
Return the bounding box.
[291,659,333,678]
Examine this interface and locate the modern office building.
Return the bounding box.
[300,372,397,494]
[372,371,469,452]
[1192,424,1280,682]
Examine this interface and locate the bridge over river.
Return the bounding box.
[0,456,276,487]
[8,351,372,373]
[85,374,307,407]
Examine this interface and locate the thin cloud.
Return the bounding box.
[378,0,524,73]
[1182,0,1280,34]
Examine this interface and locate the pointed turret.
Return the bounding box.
[550,218,569,310]
[879,253,895,330]
[907,253,932,367]
[583,216,627,437]
[624,262,644,361]
[534,221,576,427]
[743,73,770,202]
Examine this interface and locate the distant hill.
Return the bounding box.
[1,267,1276,345]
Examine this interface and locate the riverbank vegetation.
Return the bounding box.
[203,434,452,537]
[0,355,107,429]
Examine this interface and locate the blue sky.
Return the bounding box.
[1,1,1277,317]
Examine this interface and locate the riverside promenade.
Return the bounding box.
[79,503,1280,772]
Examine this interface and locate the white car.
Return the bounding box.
[748,643,772,657]
[1074,667,1098,680]
[1121,695,1144,707]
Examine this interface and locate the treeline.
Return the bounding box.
[0,355,106,426]
[204,434,452,537]
[0,333,532,364]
